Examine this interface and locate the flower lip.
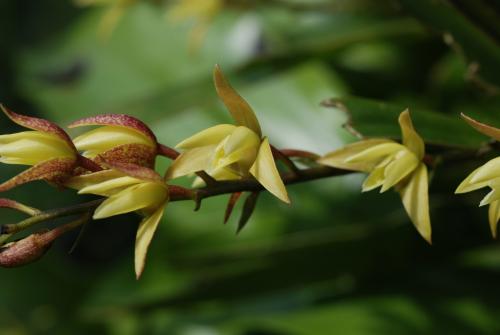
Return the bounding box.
[1,104,76,152]
[68,114,158,146]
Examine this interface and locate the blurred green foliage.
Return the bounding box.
[1,0,500,334]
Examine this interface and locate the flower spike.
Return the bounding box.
[319,109,431,243]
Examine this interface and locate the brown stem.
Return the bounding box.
[157,144,180,160]
[271,145,301,176]
[280,149,320,160]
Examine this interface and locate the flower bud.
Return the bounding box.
[0,232,53,267]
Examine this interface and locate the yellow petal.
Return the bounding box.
[455,166,490,194]
[397,163,431,243]
[93,182,167,219]
[469,157,500,184]
[488,200,500,238]
[135,206,165,279]
[73,126,153,157]
[380,150,419,193]
[65,170,125,191]
[213,65,262,136]
[249,138,290,204]
[361,166,385,192]
[318,139,394,172]
[166,145,215,180]
[461,113,500,141]
[0,131,74,165]
[214,126,260,171]
[78,176,142,197]
[176,124,236,150]
[345,143,405,164]
[480,186,500,207]
[398,109,425,160]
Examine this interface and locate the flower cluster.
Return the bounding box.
[1,64,499,278]
[0,65,290,278]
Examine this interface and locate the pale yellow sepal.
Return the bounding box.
[455,166,490,194]
[461,113,500,141]
[213,65,262,137]
[176,124,236,150]
[65,170,124,191]
[380,150,419,193]
[397,163,431,243]
[345,142,405,165]
[249,138,290,204]
[318,139,394,172]
[489,200,500,238]
[469,157,500,184]
[93,182,168,219]
[73,125,153,158]
[135,206,165,279]
[166,146,215,180]
[78,176,142,197]
[0,131,75,165]
[399,109,425,160]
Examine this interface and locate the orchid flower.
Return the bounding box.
[0,105,78,191]
[69,114,159,168]
[66,162,169,278]
[167,65,290,203]
[318,110,431,243]
[455,114,500,238]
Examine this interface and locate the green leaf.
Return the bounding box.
[323,96,486,149]
[399,0,500,88]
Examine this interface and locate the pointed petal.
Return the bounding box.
[461,113,500,141]
[73,126,154,155]
[318,139,394,172]
[362,166,385,192]
[397,164,431,243]
[65,169,125,191]
[0,157,76,192]
[93,143,156,168]
[345,143,405,164]
[381,150,419,192]
[213,65,262,136]
[455,166,490,194]
[488,200,500,238]
[0,131,75,165]
[93,182,167,219]
[480,187,500,207]
[398,109,425,160]
[68,114,157,144]
[135,206,165,279]
[176,124,236,149]
[249,138,290,204]
[469,157,500,184]
[79,176,142,197]
[1,104,75,150]
[166,146,215,180]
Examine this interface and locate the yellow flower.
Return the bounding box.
[455,114,500,238]
[318,110,431,243]
[69,114,159,168]
[0,104,78,191]
[66,162,168,278]
[167,65,290,204]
